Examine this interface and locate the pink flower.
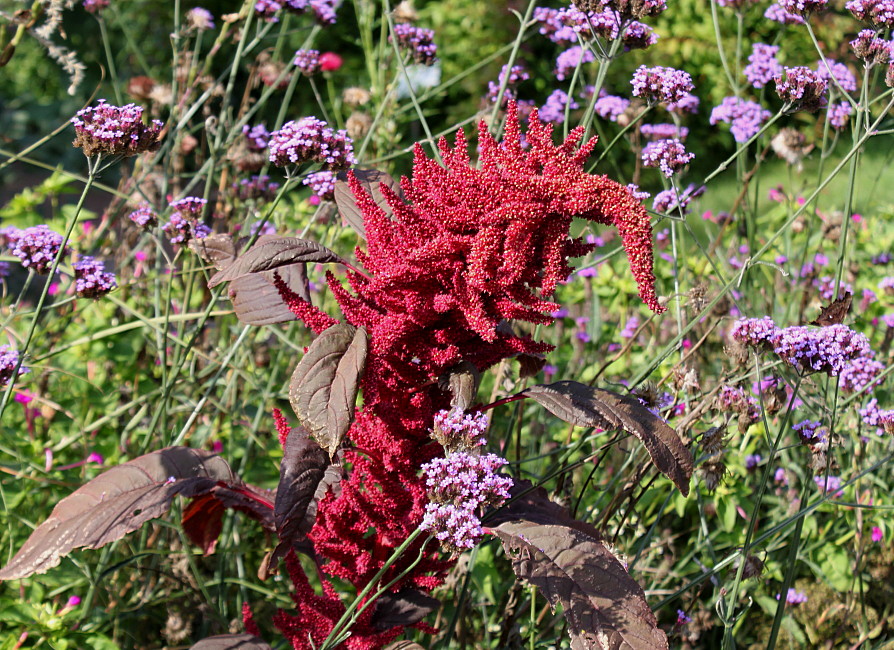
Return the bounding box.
[319,52,343,71]
[87,452,104,465]
[872,526,883,542]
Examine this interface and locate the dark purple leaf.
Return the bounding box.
[190,234,238,270]
[437,361,481,411]
[334,168,401,240]
[228,273,298,326]
[267,426,343,570]
[521,381,693,496]
[208,237,346,288]
[372,589,440,630]
[384,643,426,650]
[485,483,668,650]
[288,324,368,457]
[516,352,547,379]
[182,484,275,555]
[190,634,272,649]
[0,448,234,580]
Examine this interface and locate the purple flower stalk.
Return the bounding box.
[268,117,356,169]
[128,204,158,229]
[11,225,67,274]
[73,256,117,299]
[186,7,215,30]
[71,100,164,158]
[641,139,694,177]
[765,2,806,22]
[594,95,630,121]
[709,97,772,143]
[631,65,695,105]
[775,67,828,112]
[555,46,597,81]
[641,123,689,141]
[392,23,438,65]
[293,49,321,76]
[744,44,783,89]
[0,345,29,386]
[778,0,828,17]
[302,170,336,201]
[539,89,579,124]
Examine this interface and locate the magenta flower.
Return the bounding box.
[847,0,894,26]
[242,124,271,151]
[872,526,884,542]
[641,123,689,141]
[850,29,892,66]
[827,101,853,130]
[83,0,109,13]
[815,59,858,93]
[772,324,871,376]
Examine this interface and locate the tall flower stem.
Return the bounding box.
[0,158,99,423]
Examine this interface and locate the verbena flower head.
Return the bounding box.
[268,117,356,169]
[709,97,771,143]
[775,66,828,112]
[652,184,704,214]
[666,92,700,114]
[431,408,489,452]
[242,124,270,151]
[793,419,826,445]
[128,204,158,229]
[715,0,760,9]
[827,101,853,130]
[850,29,892,66]
[772,324,871,375]
[555,45,596,81]
[839,355,885,393]
[622,21,658,51]
[162,213,211,245]
[73,256,117,299]
[846,0,894,26]
[641,123,689,140]
[391,23,438,65]
[420,502,484,552]
[814,59,858,93]
[302,170,336,201]
[169,196,207,218]
[286,0,338,24]
[784,588,809,604]
[631,65,695,105]
[594,95,630,121]
[641,139,694,177]
[293,49,321,76]
[254,0,283,22]
[0,345,28,386]
[765,2,806,22]
[234,174,281,202]
[11,225,67,274]
[83,0,109,12]
[186,7,215,30]
[731,316,779,348]
[744,44,783,89]
[778,0,828,17]
[487,64,530,105]
[813,475,842,494]
[71,100,164,158]
[539,89,579,123]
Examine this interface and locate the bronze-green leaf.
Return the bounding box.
[208,236,346,287]
[288,324,368,457]
[521,381,693,495]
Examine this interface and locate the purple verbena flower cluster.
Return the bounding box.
[782,588,809,604]
[765,2,806,22]
[731,316,779,347]
[772,324,871,375]
[268,117,356,169]
[827,101,853,129]
[255,0,338,25]
[641,123,689,140]
[847,0,894,26]
[813,475,842,494]
[71,100,164,158]
[11,225,67,274]
[73,256,117,299]
[539,89,579,123]
[775,66,828,112]
[667,93,700,114]
[293,49,321,76]
[486,64,530,104]
[622,21,658,51]
[850,29,892,66]
[169,196,207,217]
[641,139,694,177]
[555,45,597,81]
[420,452,512,552]
[744,44,783,89]
[242,124,271,152]
[631,65,695,104]
[432,408,490,452]
[710,97,772,143]
[815,59,858,93]
[162,213,211,245]
[652,184,704,214]
[793,419,826,445]
[715,0,760,9]
[302,170,336,200]
[777,0,828,17]
[83,0,109,13]
[128,204,158,229]
[234,175,281,202]
[839,356,885,393]
[0,345,28,386]
[392,23,438,65]
[594,95,630,121]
